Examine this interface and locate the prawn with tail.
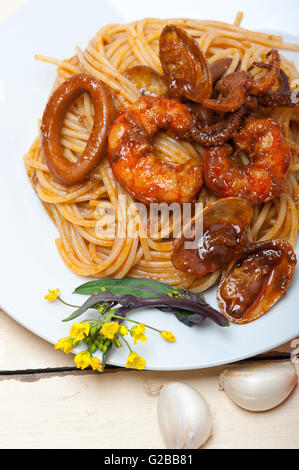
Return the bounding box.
[203,117,292,205]
[108,96,203,205]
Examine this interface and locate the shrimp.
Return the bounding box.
[203,117,292,204]
[108,96,203,205]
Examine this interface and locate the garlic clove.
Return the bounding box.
[219,362,298,412]
[158,382,212,449]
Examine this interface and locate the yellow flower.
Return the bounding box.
[74,351,91,370]
[119,325,128,336]
[55,337,73,354]
[45,289,60,301]
[126,352,146,371]
[70,323,90,342]
[133,355,146,371]
[126,352,137,369]
[132,324,148,345]
[89,356,103,372]
[101,322,119,340]
[161,331,176,343]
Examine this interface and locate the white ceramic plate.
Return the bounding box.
[0,0,298,371]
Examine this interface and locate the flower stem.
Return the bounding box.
[103,308,119,323]
[58,297,80,309]
[113,315,162,334]
[120,335,133,353]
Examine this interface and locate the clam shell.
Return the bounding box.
[172,197,253,279]
[217,240,297,324]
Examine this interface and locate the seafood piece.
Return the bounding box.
[124,65,168,97]
[171,198,253,279]
[210,58,233,83]
[159,24,281,113]
[218,240,297,324]
[159,24,212,103]
[257,67,295,108]
[203,117,292,204]
[203,50,281,112]
[191,109,246,147]
[108,96,203,205]
[191,97,257,147]
[188,102,215,127]
[249,49,281,95]
[203,71,250,113]
[159,25,282,114]
[41,74,115,186]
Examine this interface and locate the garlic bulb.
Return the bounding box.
[158,382,212,449]
[219,362,298,412]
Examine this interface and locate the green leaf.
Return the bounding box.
[74,278,205,304]
[62,293,117,322]
[159,307,206,328]
[65,278,228,328]
[175,311,206,327]
[74,278,174,299]
[175,312,195,327]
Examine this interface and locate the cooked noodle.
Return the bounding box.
[24,15,299,293]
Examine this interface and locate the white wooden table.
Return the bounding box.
[1,0,299,450]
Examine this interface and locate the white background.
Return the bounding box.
[1,0,298,36]
[110,0,298,35]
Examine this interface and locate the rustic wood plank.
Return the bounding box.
[0,366,298,449]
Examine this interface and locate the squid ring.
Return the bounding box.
[41,73,115,186]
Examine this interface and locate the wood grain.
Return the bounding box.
[0,307,298,449]
[0,0,298,450]
[0,366,298,449]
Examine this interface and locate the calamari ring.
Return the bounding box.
[41,73,115,186]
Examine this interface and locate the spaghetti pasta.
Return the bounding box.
[25,15,299,293]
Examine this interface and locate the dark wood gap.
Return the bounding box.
[0,354,292,380]
[0,365,118,377]
[241,354,291,362]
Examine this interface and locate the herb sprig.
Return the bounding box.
[71,278,229,328]
[46,278,229,373]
